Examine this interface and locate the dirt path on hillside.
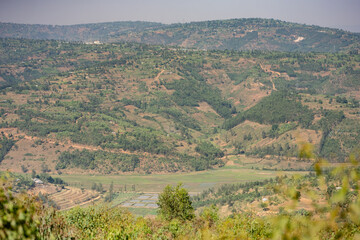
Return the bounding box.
[154,69,165,81]
[260,64,278,90]
[144,69,167,91]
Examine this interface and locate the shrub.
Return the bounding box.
[0,180,40,239]
[157,183,195,221]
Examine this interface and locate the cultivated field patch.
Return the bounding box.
[48,187,100,210]
[121,193,158,208]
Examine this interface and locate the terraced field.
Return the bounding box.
[48,187,100,210]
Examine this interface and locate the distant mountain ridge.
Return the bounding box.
[0,21,163,42]
[0,18,359,52]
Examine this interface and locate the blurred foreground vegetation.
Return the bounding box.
[1,150,359,239]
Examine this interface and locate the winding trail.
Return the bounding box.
[259,64,279,90]
[154,69,165,81]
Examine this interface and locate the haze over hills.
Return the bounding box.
[1,18,360,52]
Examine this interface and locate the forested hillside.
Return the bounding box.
[0,37,359,174]
[1,18,359,52]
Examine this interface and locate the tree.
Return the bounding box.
[262,131,266,139]
[97,183,103,193]
[105,182,114,202]
[21,165,28,173]
[157,183,194,221]
[109,181,113,194]
[31,169,37,178]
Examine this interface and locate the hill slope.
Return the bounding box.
[1,18,359,52]
[0,38,359,175]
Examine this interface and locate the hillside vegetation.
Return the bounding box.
[0,37,359,174]
[1,18,359,52]
[0,18,360,239]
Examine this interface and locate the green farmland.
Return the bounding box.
[57,166,307,193]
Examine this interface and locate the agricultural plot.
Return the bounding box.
[121,193,159,208]
[58,166,308,193]
[45,166,308,212]
[48,187,100,210]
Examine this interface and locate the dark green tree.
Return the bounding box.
[31,169,37,179]
[97,183,103,193]
[157,183,194,221]
[105,182,114,202]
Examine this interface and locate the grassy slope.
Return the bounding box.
[0,38,358,175]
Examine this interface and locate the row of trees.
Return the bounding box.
[56,149,140,172]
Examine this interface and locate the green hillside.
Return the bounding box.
[1,18,359,52]
[0,38,359,175]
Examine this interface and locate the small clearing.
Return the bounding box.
[196,102,219,115]
[294,36,305,43]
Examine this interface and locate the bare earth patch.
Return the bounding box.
[294,36,305,43]
[196,102,219,115]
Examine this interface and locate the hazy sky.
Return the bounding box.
[1,0,360,32]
